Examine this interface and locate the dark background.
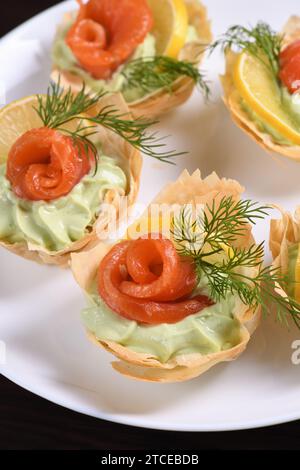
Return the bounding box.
[0,0,300,451]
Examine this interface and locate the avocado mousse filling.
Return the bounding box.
[0,154,127,252]
[240,88,300,147]
[81,278,244,363]
[287,243,300,301]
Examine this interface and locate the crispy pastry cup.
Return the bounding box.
[51,0,212,119]
[221,16,300,161]
[269,205,300,305]
[0,93,142,267]
[270,205,300,276]
[71,170,261,383]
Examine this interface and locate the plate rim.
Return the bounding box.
[2,367,300,432]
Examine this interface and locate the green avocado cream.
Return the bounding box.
[240,87,300,146]
[240,99,292,146]
[81,280,244,363]
[0,155,127,252]
[287,243,300,299]
[52,16,198,102]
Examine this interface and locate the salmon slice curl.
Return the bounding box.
[280,40,300,94]
[98,237,213,325]
[6,128,93,201]
[66,0,154,80]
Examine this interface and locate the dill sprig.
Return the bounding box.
[172,196,269,258]
[122,56,210,100]
[34,79,183,165]
[35,80,105,129]
[171,198,300,329]
[200,259,300,330]
[210,22,283,77]
[86,104,184,163]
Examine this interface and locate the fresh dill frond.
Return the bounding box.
[210,22,283,77]
[35,80,106,129]
[87,104,185,163]
[201,196,269,251]
[198,259,300,328]
[34,78,182,165]
[122,56,210,100]
[172,197,300,329]
[172,197,269,259]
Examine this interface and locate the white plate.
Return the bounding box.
[1,0,300,432]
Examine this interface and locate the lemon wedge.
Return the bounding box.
[219,243,235,260]
[0,96,90,163]
[147,0,188,58]
[234,52,300,145]
[126,213,235,264]
[0,96,43,162]
[126,214,172,240]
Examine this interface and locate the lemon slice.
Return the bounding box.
[126,214,172,240]
[219,243,235,259]
[147,0,188,58]
[0,96,89,163]
[234,52,300,145]
[126,213,235,263]
[0,96,43,162]
[294,244,300,302]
